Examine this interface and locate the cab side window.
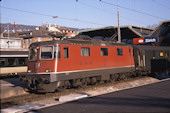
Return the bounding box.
[101,48,108,56]
[81,47,90,56]
[64,47,69,58]
[41,46,53,59]
[117,48,123,56]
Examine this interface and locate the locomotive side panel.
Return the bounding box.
[57,44,135,72]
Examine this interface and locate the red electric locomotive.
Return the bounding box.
[22,39,136,92]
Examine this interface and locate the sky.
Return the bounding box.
[0,0,170,29]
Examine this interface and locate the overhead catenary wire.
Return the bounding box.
[153,0,170,10]
[0,6,108,27]
[1,1,168,28]
[100,0,168,20]
[78,1,149,26]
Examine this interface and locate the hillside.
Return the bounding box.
[0,23,38,32]
[0,23,82,33]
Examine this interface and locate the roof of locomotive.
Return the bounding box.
[30,39,132,48]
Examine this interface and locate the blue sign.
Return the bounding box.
[144,36,159,43]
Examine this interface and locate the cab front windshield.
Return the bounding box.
[29,45,60,61]
[40,46,53,59]
[40,46,60,60]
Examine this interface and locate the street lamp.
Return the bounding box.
[53,16,58,26]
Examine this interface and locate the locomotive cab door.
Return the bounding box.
[36,45,57,73]
[133,47,145,71]
[138,50,145,70]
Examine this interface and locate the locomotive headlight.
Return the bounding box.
[45,69,51,73]
[28,70,31,73]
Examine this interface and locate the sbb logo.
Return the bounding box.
[133,36,158,44]
[138,39,144,43]
[133,38,145,44]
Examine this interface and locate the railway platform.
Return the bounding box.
[0,78,28,99]
[31,79,170,113]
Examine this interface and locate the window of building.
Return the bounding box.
[160,52,164,57]
[29,39,32,44]
[26,39,29,48]
[101,48,108,56]
[23,40,26,48]
[64,47,69,58]
[0,58,5,67]
[7,58,16,66]
[38,37,41,42]
[18,58,26,65]
[29,47,37,61]
[117,48,123,56]
[165,52,169,57]
[41,46,53,60]
[81,47,90,56]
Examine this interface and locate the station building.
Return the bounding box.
[149,20,170,46]
[76,25,153,44]
[76,20,170,46]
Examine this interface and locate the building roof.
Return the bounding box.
[149,20,170,46]
[17,28,65,39]
[77,25,153,42]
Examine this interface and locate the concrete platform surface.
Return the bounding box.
[1,103,45,113]
[34,79,170,113]
[0,78,28,99]
[59,94,88,102]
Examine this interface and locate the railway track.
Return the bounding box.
[0,74,19,79]
[1,76,156,109]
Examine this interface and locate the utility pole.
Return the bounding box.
[117,0,121,43]
[7,23,10,48]
[7,23,10,38]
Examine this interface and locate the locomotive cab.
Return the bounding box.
[22,44,61,92]
[28,45,60,73]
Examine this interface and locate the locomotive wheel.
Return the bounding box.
[90,77,97,85]
[110,74,116,82]
[65,80,71,89]
[57,81,68,91]
[80,78,87,88]
[85,77,91,85]
[57,85,67,91]
[72,79,82,88]
[116,73,122,81]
